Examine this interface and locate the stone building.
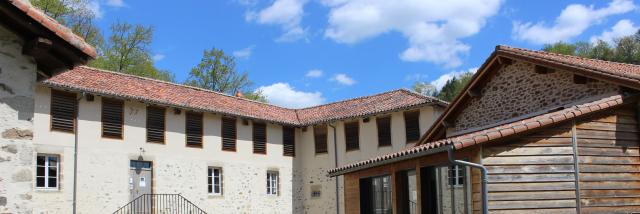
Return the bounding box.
[0,2,448,213]
[0,0,96,213]
[329,46,640,214]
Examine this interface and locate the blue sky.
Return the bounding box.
[90,0,640,108]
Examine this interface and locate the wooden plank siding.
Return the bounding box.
[575,107,640,214]
[480,125,579,214]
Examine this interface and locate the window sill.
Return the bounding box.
[207,194,223,198]
[35,188,60,192]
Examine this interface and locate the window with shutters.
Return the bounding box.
[376,116,392,147]
[186,111,203,148]
[267,171,279,195]
[101,98,123,139]
[50,90,77,132]
[314,125,328,154]
[36,154,59,190]
[146,106,165,143]
[253,122,267,154]
[282,127,295,157]
[208,167,222,195]
[404,111,420,142]
[344,121,359,151]
[222,117,237,151]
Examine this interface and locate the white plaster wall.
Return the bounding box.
[0,25,37,214]
[33,87,293,213]
[294,106,443,214]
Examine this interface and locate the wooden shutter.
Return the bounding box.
[314,125,328,154]
[253,122,267,154]
[50,90,77,132]
[222,117,237,151]
[283,127,295,157]
[404,111,420,142]
[101,98,123,138]
[377,116,392,147]
[344,121,359,151]
[146,106,165,143]
[185,111,203,147]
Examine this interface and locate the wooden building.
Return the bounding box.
[328,45,640,214]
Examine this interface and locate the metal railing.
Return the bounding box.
[113,194,206,214]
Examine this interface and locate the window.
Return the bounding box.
[185,111,203,147]
[267,171,279,195]
[283,127,295,157]
[404,111,420,142]
[344,121,359,151]
[146,106,165,143]
[101,98,123,138]
[36,154,59,189]
[50,90,77,132]
[448,165,464,186]
[376,117,392,147]
[314,125,328,154]
[253,122,267,154]
[360,175,392,214]
[208,167,222,195]
[222,117,237,151]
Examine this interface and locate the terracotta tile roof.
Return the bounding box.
[296,89,447,126]
[328,94,627,176]
[497,45,640,86]
[8,0,97,58]
[40,66,444,126]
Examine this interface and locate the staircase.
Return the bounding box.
[113,194,207,214]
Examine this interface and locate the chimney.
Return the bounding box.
[235,91,244,98]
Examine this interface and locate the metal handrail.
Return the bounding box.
[113,194,207,214]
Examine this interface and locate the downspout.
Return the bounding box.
[328,123,340,214]
[447,145,488,214]
[72,93,85,214]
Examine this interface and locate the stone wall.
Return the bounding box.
[453,61,619,132]
[0,25,37,213]
[33,88,294,213]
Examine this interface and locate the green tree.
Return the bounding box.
[185,47,267,102]
[411,82,438,97]
[542,42,576,55]
[89,22,174,82]
[436,72,473,102]
[31,0,103,47]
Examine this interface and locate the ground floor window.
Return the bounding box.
[267,171,279,195]
[360,175,392,214]
[36,154,59,189]
[208,167,222,195]
[448,165,465,186]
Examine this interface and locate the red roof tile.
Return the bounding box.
[328,94,627,176]
[41,66,445,126]
[497,45,640,87]
[8,0,97,58]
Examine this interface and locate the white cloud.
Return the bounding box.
[233,46,255,59]
[330,73,356,86]
[590,19,639,45]
[106,0,125,7]
[152,54,165,62]
[246,0,308,42]
[87,1,103,19]
[257,83,324,108]
[430,67,477,90]
[323,0,502,67]
[513,0,636,44]
[305,69,323,78]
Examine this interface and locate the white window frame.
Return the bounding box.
[448,165,464,187]
[267,171,279,196]
[208,167,222,196]
[36,154,59,190]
